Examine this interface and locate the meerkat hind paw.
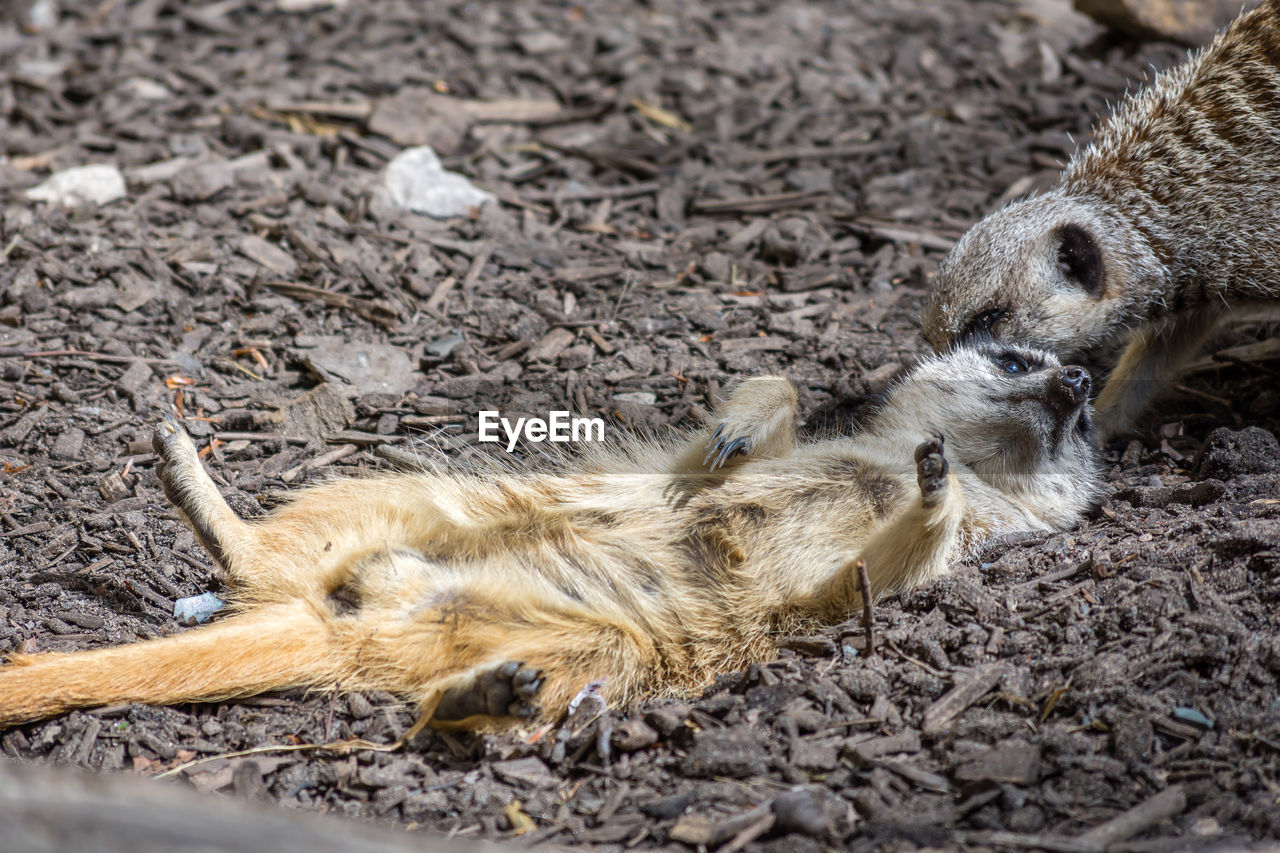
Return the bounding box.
[153,414,197,467]
[152,416,204,508]
[433,661,544,722]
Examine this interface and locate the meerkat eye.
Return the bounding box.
[995,351,1030,373]
[958,308,1005,343]
[976,308,1005,331]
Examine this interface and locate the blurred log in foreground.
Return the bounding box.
[0,758,523,853]
[1073,0,1263,45]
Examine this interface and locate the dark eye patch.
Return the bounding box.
[958,308,1005,344]
[994,350,1030,373]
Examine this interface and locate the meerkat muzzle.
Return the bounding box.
[1052,366,1092,408]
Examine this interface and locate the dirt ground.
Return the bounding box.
[2,0,1279,849]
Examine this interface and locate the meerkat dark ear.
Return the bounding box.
[1053,224,1104,296]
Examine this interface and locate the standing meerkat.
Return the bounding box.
[0,344,1100,730]
[923,0,1280,439]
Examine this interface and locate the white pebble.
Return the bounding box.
[25,164,126,207]
[375,146,494,219]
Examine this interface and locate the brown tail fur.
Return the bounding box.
[0,603,338,725]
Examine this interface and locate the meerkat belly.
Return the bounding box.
[338,457,906,668]
[333,475,692,632]
[674,454,906,620]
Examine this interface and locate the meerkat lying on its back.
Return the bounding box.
[0,344,1101,730]
[924,0,1280,439]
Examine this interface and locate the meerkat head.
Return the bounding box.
[922,192,1161,357]
[878,342,1102,519]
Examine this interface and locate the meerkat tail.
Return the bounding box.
[0,603,339,725]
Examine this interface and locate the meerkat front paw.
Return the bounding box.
[914,432,949,507]
[703,376,798,471]
[433,660,544,722]
[703,423,752,471]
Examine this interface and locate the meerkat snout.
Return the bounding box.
[1052,366,1092,409]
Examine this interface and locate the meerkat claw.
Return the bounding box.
[703,429,749,471]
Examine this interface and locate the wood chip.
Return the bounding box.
[922,663,1008,735]
[1077,785,1186,850]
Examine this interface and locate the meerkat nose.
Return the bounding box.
[1058,366,1091,404]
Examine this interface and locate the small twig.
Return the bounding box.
[856,558,875,657]
[610,271,635,323]
[842,216,961,252]
[1172,383,1231,409]
[423,275,455,317]
[691,189,828,216]
[154,710,434,781]
[720,813,776,853]
[280,444,358,484]
[1077,785,1186,850]
[212,431,309,445]
[519,180,661,204]
[263,281,397,326]
[153,738,391,780]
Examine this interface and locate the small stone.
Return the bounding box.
[237,233,298,277]
[346,692,375,719]
[668,815,717,846]
[611,718,659,752]
[701,251,731,282]
[25,164,125,207]
[277,0,350,9]
[491,756,557,788]
[790,738,839,773]
[424,335,465,359]
[681,728,768,778]
[123,78,173,101]
[368,92,471,154]
[259,382,356,443]
[613,391,656,406]
[296,337,418,397]
[1195,426,1280,479]
[953,740,1041,786]
[557,345,593,370]
[772,787,829,837]
[840,668,890,702]
[173,592,226,625]
[374,146,495,219]
[525,328,575,363]
[51,427,85,460]
[97,471,132,503]
[516,31,569,54]
[644,704,690,737]
[171,161,234,203]
[1112,713,1154,765]
[1172,707,1215,729]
